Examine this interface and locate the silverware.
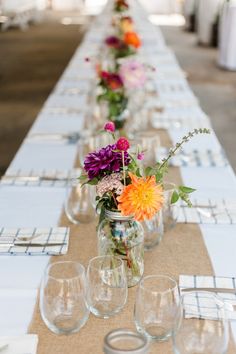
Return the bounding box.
[180,205,217,209]
[1,175,72,182]
[43,107,82,114]
[0,242,67,247]
[26,132,80,144]
[181,287,236,295]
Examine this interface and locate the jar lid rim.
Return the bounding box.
[105,209,134,221]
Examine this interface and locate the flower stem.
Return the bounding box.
[111,191,118,208]
[122,151,126,186]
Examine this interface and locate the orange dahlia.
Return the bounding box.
[123,32,141,49]
[117,173,164,221]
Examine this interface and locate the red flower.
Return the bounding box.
[105,36,122,49]
[101,71,110,80]
[117,137,130,151]
[101,72,123,90]
[107,74,123,90]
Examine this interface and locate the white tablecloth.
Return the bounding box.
[218,1,236,70]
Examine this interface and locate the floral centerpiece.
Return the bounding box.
[105,32,141,59]
[114,0,129,13]
[96,59,147,130]
[80,126,210,286]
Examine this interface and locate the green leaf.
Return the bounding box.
[171,190,179,204]
[88,178,99,186]
[178,186,196,194]
[145,167,153,176]
[78,174,87,181]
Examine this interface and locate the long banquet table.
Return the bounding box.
[1,0,236,352]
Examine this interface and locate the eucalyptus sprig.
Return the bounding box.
[144,128,210,206]
[158,128,210,177]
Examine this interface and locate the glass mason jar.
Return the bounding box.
[97,210,144,287]
[142,210,164,251]
[96,99,130,131]
[104,328,150,354]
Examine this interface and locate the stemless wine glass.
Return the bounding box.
[87,256,128,319]
[134,275,181,341]
[173,291,229,354]
[142,210,164,251]
[40,261,89,335]
[134,131,160,166]
[65,179,95,224]
[78,131,114,167]
[163,182,179,231]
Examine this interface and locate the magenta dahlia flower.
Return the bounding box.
[105,36,122,49]
[84,144,130,180]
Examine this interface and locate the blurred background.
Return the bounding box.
[0,0,235,174]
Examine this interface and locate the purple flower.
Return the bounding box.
[105,36,122,49]
[84,144,130,180]
[137,152,144,160]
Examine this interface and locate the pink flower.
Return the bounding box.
[104,121,115,133]
[116,137,130,151]
[137,152,144,160]
[119,60,146,89]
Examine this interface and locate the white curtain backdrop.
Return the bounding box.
[138,0,181,14]
[197,0,224,44]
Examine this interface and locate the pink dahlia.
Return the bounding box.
[119,60,146,89]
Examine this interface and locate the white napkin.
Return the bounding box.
[0,227,70,256]
[178,198,236,224]
[179,275,236,320]
[0,334,38,354]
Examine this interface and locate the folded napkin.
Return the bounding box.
[178,198,236,225]
[158,148,228,168]
[179,275,236,320]
[0,227,70,256]
[0,334,38,354]
[2,168,81,188]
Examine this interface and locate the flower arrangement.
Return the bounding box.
[96,68,128,129]
[114,0,129,13]
[96,59,149,129]
[80,126,210,286]
[105,32,141,59]
[119,16,134,33]
[80,127,211,223]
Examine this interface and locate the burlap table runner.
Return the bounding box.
[28,130,236,353]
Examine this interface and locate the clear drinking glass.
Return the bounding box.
[40,261,89,335]
[87,256,128,318]
[142,211,163,251]
[163,182,179,231]
[65,179,95,224]
[78,131,114,167]
[103,328,150,354]
[173,291,229,354]
[134,131,160,166]
[134,275,181,341]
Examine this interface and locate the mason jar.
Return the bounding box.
[97,210,144,287]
